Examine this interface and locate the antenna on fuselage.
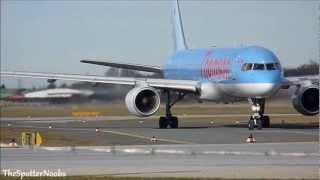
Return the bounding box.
[172,0,188,52]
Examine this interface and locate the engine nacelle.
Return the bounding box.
[199,82,226,101]
[292,85,319,116]
[125,86,160,117]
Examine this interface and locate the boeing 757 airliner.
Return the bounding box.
[1,0,318,130]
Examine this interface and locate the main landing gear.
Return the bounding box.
[248,98,270,130]
[159,90,186,129]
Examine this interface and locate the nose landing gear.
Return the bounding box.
[248,98,270,130]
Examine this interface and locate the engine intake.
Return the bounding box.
[292,85,319,116]
[125,86,160,117]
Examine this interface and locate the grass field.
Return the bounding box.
[0,101,311,118]
[0,127,101,146]
[0,101,318,125]
[0,176,299,180]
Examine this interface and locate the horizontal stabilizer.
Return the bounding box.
[81,59,162,73]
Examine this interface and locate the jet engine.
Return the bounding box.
[125,86,160,117]
[199,82,227,101]
[292,85,319,116]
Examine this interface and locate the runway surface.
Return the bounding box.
[1,142,319,179]
[1,115,318,145]
[1,115,319,178]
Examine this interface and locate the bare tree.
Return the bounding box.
[284,60,319,77]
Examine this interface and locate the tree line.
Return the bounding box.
[284,60,319,77]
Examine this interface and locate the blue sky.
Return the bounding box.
[1,0,318,88]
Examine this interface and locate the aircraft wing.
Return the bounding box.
[282,75,319,88]
[81,59,162,73]
[1,71,198,92]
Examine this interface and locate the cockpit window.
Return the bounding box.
[242,63,280,71]
[241,63,253,71]
[253,63,265,70]
[266,63,276,70]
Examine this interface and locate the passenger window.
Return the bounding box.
[241,63,252,71]
[266,63,276,70]
[253,64,265,70]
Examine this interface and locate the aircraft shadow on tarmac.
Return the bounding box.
[149,121,319,130]
[224,123,319,129]
[76,122,319,130]
[19,120,318,130]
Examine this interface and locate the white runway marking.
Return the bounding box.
[2,143,318,178]
[33,143,320,157]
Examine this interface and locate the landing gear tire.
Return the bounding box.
[170,116,178,129]
[262,116,270,128]
[159,117,168,129]
[248,117,254,130]
[159,116,178,129]
[256,118,262,130]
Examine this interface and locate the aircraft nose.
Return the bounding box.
[234,71,281,98]
[252,83,280,97]
[249,72,281,97]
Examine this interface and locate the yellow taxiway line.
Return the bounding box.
[102,130,194,144]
